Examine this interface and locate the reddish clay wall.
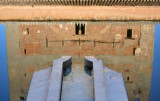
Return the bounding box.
[5,22,154,101]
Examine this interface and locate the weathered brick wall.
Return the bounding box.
[18,23,141,56]
[4,22,154,101]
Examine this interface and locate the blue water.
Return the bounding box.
[0,25,9,101]
[0,24,160,101]
[150,24,160,101]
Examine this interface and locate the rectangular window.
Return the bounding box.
[27,28,29,34]
[75,24,80,35]
[81,24,85,35]
[133,48,136,56]
[127,29,132,39]
[127,76,130,82]
[24,48,27,55]
[75,23,85,35]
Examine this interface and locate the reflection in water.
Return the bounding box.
[84,65,92,76]
[61,64,94,101]
[63,65,72,76]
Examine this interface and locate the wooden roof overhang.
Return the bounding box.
[0,6,160,21]
[1,0,160,6]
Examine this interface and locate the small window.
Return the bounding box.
[127,29,132,39]
[75,23,85,35]
[27,28,29,34]
[24,49,26,55]
[46,38,48,47]
[81,24,85,35]
[127,76,130,81]
[133,48,136,56]
[75,24,79,35]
